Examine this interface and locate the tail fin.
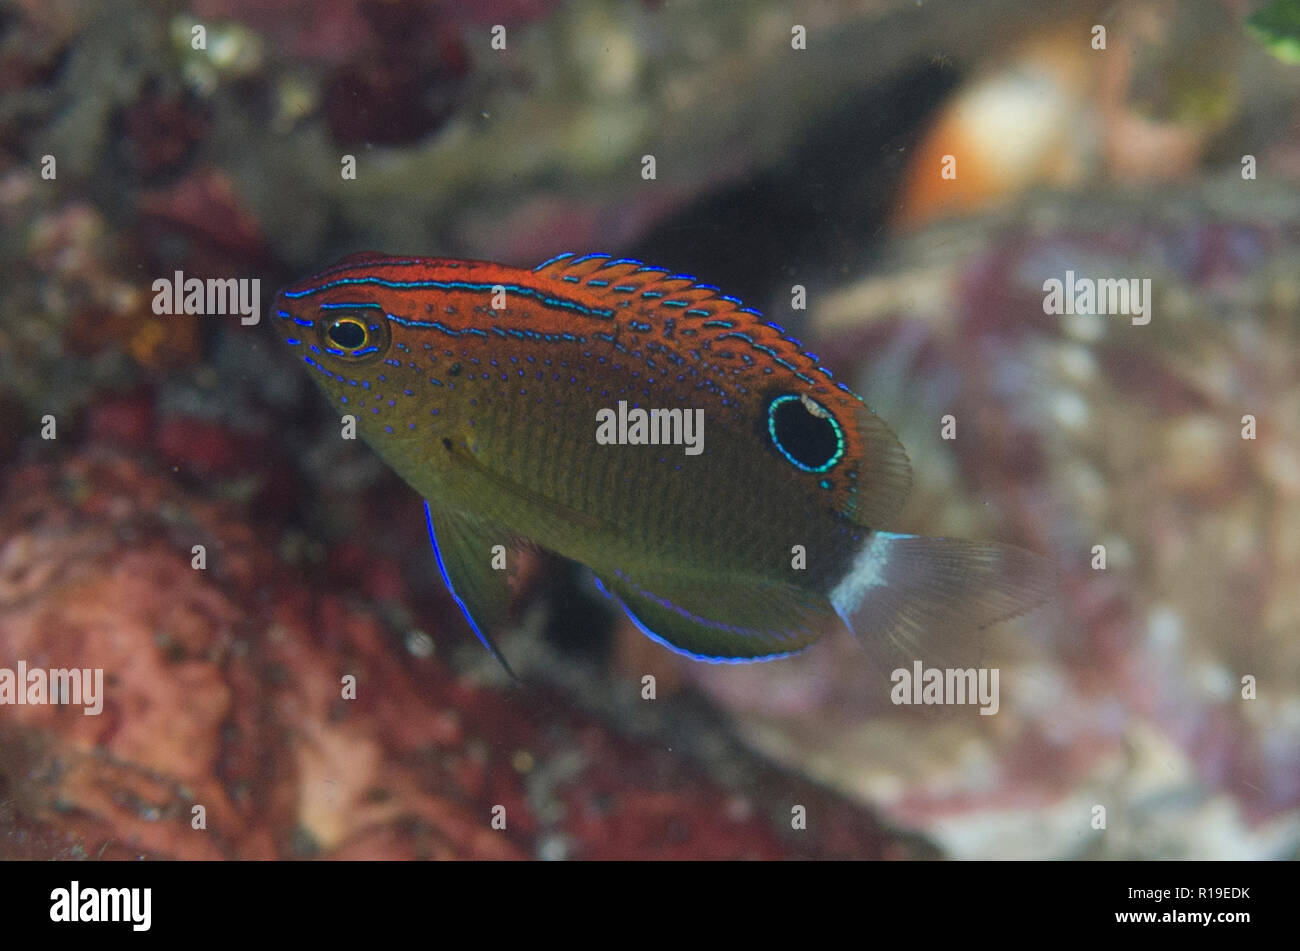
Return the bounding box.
[829,532,1058,673]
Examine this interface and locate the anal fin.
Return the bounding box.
[443,436,606,535]
[594,570,835,663]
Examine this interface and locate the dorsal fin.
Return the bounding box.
[533,253,763,324]
[532,253,834,371]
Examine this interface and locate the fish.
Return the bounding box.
[272,251,1055,674]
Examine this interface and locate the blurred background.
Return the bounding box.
[1,0,1298,859]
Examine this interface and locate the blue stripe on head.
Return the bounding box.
[284,278,613,319]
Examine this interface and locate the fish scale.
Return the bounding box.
[274,252,1055,669]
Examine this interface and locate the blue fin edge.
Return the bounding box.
[423,500,517,679]
[593,576,806,665]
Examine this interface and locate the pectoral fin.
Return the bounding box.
[442,435,604,534]
[423,500,516,677]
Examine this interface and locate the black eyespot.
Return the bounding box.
[327,319,367,349]
[766,394,844,473]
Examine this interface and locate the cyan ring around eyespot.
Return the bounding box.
[766,393,845,473]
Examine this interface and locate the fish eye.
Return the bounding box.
[766,393,844,473]
[314,306,390,359]
[327,318,368,350]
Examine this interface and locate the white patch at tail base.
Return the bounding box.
[829,531,895,628]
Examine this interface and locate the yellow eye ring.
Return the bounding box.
[317,311,389,360]
[325,317,368,350]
